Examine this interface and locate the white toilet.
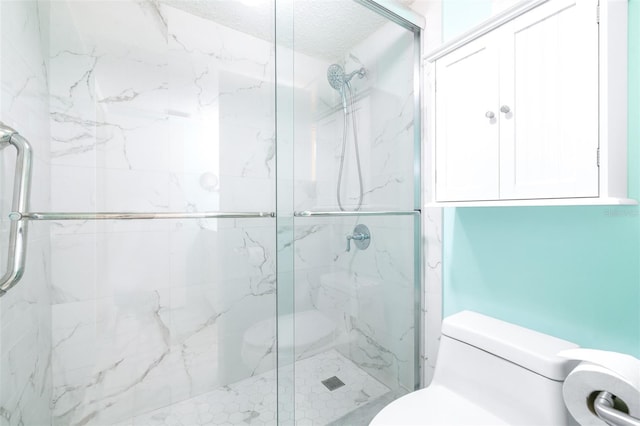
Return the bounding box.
[371,311,581,425]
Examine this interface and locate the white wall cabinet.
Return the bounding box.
[427,0,634,206]
[435,32,500,201]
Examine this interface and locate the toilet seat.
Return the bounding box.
[370,384,510,426]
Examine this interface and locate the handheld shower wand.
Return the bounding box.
[326,64,366,211]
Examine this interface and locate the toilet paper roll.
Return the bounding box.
[558,348,640,426]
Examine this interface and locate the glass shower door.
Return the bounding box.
[277,1,422,424]
[1,0,420,424]
[1,1,280,424]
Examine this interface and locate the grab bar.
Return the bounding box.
[594,391,640,426]
[0,123,32,297]
[10,211,275,221]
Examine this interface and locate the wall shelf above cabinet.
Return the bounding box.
[424,0,635,207]
[426,197,637,208]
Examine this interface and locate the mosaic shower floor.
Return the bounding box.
[115,350,390,426]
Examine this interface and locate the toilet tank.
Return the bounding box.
[432,311,580,426]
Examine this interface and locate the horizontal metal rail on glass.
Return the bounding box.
[0,122,274,297]
[10,211,275,221]
[294,210,420,217]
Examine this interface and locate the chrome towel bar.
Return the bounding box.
[0,123,275,297]
[1,125,418,297]
[9,211,276,221]
[294,210,420,217]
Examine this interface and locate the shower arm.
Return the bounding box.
[0,123,32,297]
[344,68,366,83]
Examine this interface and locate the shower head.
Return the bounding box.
[327,64,366,113]
[327,64,345,91]
[327,64,366,91]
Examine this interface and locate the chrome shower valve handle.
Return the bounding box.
[345,224,371,252]
[346,232,368,251]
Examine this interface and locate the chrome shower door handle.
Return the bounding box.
[0,124,32,297]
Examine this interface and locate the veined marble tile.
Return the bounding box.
[50,281,278,425]
[1,0,52,423]
[167,112,224,177]
[95,113,170,172]
[122,349,388,426]
[166,5,273,80]
[293,215,415,393]
[169,222,275,287]
[423,207,443,386]
[2,1,423,425]
[50,232,98,303]
[217,175,275,212]
[168,171,220,214]
[95,168,171,212]
[220,122,275,180]
[94,231,171,298]
[52,290,172,425]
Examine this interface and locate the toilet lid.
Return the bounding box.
[370,385,510,426]
[243,310,336,349]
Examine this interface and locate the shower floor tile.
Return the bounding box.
[116,349,389,426]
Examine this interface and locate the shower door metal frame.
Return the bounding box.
[305,0,426,392]
[275,4,425,424]
[352,0,426,392]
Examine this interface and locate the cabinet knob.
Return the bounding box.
[500,105,511,114]
[485,111,495,119]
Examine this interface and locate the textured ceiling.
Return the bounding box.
[163,0,415,61]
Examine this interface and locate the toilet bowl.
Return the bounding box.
[370,311,581,425]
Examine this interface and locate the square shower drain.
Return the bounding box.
[321,376,345,391]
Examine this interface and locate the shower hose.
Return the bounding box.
[336,82,364,211]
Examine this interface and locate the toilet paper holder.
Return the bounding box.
[594,391,640,426]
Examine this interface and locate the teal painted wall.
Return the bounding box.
[441,0,492,40]
[442,0,640,358]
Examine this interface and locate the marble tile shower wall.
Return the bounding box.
[294,23,414,212]
[46,3,276,424]
[1,1,423,424]
[293,21,416,392]
[0,1,52,425]
[293,218,415,390]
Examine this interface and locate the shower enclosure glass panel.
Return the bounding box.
[284,1,420,424]
[1,1,278,424]
[0,0,419,424]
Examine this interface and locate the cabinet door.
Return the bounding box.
[435,33,500,201]
[499,0,599,199]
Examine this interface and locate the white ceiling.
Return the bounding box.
[163,0,415,60]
